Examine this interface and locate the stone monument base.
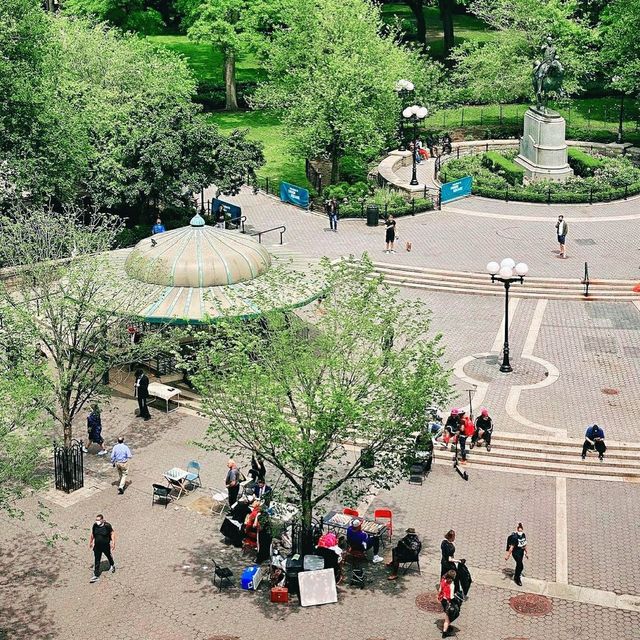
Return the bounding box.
[515,107,573,183]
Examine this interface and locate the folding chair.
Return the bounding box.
[343,507,359,517]
[212,560,233,591]
[211,489,229,515]
[152,483,171,508]
[185,460,202,489]
[399,554,421,575]
[374,508,393,541]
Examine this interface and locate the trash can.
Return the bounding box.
[366,205,379,227]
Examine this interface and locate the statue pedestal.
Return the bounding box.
[515,107,573,183]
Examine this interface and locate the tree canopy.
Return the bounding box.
[190,258,451,528]
[452,0,596,103]
[252,0,444,182]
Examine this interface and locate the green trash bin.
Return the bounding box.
[366,205,379,226]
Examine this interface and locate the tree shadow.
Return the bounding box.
[0,533,60,640]
[176,535,418,620]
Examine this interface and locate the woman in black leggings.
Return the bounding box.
[504,522,528,586]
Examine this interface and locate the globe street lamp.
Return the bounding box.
[486,259,529,373]
[402,104,429,186]
[395,79,415,151]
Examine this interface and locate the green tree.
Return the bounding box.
[63,0,166,34]
[0,206,168,450]
[0,302,52,513]
[253,0,444,183]
[453,0,596,103]
[190,258,451,531]
[600,0,640,97]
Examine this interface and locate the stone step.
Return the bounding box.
[433,452,640,478]
[375,277,639,301]
[484,441,639,461]
[459,446,640,469]
[373,267,634,292]
[492,432,640,452]
[372,262,640,286]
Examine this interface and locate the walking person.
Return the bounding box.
[504,522,528,586]
[438,569,460,638]
[384,215,396,254]
[471,407,494,451]
[440,529,457,578]
[111,437,132,495]
[89,514,115,583]
[555,215,568,258]
[225,459,241,506]
[134,369,151,421]
[581,423,606,461]
[84,404,107,455]
[328,197,339,232]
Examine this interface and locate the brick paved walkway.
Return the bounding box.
[3,188,640,639]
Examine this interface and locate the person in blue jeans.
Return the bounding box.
[581,424,605,460]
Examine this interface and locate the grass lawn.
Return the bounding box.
[146,35,264,84]
[208,111,310,189]
[380,4,496,58]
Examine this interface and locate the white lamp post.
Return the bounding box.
[486,259,529,372]
[402,104,429,185]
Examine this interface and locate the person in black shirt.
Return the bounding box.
[504,522,528,586]
[384,215,396,254]
[440,529,456,578]
[134,369,151,420]
[387,528,422,580]
[471,408,494,451]
[89,514,115,583]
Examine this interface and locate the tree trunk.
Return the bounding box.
[329,136,341,184]
[407,1,427,50]
[439,0,455,60]
[300,480,315,555]
[224,49,239,112]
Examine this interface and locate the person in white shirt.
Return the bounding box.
[555,215,568,258]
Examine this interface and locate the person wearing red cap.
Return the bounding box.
[441,408,461,449]
[471,408,494,451]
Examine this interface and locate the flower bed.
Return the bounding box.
[439,150,640,204]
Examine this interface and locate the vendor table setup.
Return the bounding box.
[322,511,387,540]
[148,382,180,413]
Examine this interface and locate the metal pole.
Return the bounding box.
[617,93,624,144]
[500,281,512,373]
[410,118,419,186]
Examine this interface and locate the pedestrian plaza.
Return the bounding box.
[2,190,640,640]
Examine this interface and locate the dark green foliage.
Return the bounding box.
[482,150,524,185]
[194,80,257,110]
[568,147,604,177]
[339,155,370,184]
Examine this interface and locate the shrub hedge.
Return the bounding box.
[482,150,524,185]
[333,197,434,218]
[568,147,604,177]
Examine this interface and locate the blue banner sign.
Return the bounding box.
[440,176,473,204]
[211,198,242,222]
[280,181,310,208]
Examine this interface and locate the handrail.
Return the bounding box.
[250,225,286,245]
[238,215,247,234]
[582,261,590,297]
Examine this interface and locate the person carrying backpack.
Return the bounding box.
[504,522,528,586]
[438,569,462,638]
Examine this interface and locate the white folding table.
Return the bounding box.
[148,382,180,413]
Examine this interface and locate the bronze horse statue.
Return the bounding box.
[532,36,564,111]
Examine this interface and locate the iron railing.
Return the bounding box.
[53,439,84,493]
[250,225,287,245]
[582,262,590,298]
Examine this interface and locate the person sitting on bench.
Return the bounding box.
[386,527,422,580]
[346,519,384,564]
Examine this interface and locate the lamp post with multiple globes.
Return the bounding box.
[486,259,529,373]
[402,104,429,186]
[395,79,415,151]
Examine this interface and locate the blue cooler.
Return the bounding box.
[241,565,263,590]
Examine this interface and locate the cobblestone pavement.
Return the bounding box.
[3,189,640,639]
[1,403,639,640]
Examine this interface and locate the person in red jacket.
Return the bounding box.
[458,413,475,463]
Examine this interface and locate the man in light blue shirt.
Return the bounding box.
[111,437,132,494]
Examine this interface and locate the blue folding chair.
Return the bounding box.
[185,460,202,488]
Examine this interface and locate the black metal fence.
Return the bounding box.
[305,159,324,194]
[54,439,84,493]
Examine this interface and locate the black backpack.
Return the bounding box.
[506,532,517,551]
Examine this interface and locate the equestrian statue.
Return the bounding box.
[532,36,564,111]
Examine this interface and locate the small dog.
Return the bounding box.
[406,241,412,252]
